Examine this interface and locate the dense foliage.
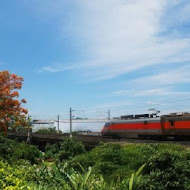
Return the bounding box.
[0,160,145,190]
[0,135,41,164]
[35,127,62,134]
[0,135,190,190]
[140,149,190,190]
[67,143,190,189]
[45,137,86,161]
[0,161,31,190]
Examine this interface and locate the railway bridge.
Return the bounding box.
[7,132,190,151]
[7,132,112,150]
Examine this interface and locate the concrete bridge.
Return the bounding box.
[7,132,190,151]
[7,132,110,151]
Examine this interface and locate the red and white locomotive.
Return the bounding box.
[101,112,190,139]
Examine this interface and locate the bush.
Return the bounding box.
[0,135,16,160]
[68,142,190,184]
[57,138,86,161]
[68,152,96,172]
[140,150,190,190]
[26,163,145,190]
[0,161,30,189]
[43,138,86,162]
[44,143,60,160]
[12,142,41,164]
[0,134,41,164]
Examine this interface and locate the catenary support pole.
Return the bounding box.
[70,108,72,138]
[57,115,60,133]
[108,110,111,120]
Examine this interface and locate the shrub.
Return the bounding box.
[57,138,86,161]
[0,135,16,160]
[0,161,30,190]
[68,142,190,184]
[26,163,145,190]
[12,142,41,164]
[0,134,41,164]
[44,138,86,161]
[68,152,96,172]
[140,150,190,190]
[44,143,60,160]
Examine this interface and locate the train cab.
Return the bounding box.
[101,122,111,136]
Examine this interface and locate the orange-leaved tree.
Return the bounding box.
[0,71,28,135]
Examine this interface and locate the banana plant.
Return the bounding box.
[129,164,146,190]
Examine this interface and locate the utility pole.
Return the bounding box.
[57,115,60,133]
[107,109,111,120]
[26,114,31,143]
[70,108,75,138]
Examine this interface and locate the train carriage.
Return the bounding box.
[101,113,190,139]
[161,114,190,137]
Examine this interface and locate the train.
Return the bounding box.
[101,112,190,139]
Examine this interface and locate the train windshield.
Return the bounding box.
[104,123,110,128]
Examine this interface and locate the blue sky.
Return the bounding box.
[1,0,190,119]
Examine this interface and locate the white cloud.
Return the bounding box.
[38,0,190,82]
[39,64,81,73]
[113,90,134,96]
[135,88,175,96]
[113,87,190,97]
[26,0,190,115]
[95,101,132,109]
[136,88,190,96]
[131,65,190,87]
[146,101,167,106]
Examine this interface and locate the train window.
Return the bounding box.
[105,123,110,128]
[144,121,148,124]
[170,121,174,127]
